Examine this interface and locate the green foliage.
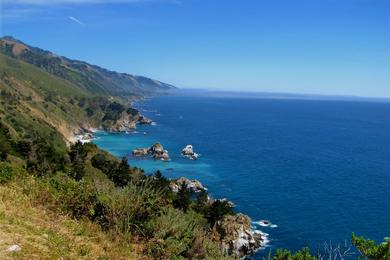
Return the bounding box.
[97,178,164,234]
[193,190,209,214]
[47,173,98,218]
[102,102,125,122]
[145,206,213,259]
[91,154,132,187]
[1,37,174,96]
[173,182,191,213]
[204,199,235,226]
[272,247,316,260]
[151,170,174,199]
[0,162,13,184]
[68,141,88,181]
[352,233,390,260]
[26,138,67,176]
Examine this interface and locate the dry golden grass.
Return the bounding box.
[0,182,147,260]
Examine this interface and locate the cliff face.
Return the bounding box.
[212,214,263,257]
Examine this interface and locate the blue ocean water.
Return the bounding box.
[93,93,390,257]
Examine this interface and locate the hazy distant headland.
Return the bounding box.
[173,88,390,103]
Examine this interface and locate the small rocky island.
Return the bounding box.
[132,142,170,161]
[169,177,206,193]
[181,144,199,160]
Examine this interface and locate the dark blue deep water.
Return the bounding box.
[94,94,390,257]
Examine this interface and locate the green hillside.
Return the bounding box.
[0,36,175,96]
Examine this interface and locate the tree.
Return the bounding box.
[173,182,191,212]
[68,141,87,181]
[352,233,390,260]
[111,157,132,187]
[0,147,8,161]
[205,200,234,226]
[15,140,32,158]
[193,190,208,214]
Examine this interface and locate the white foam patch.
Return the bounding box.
[252,230,270,249]
[254,220,278,228]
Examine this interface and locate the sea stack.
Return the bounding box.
[181,145,199,160]
[149,142,170,161]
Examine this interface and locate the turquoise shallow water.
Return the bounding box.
[93,94,390,257]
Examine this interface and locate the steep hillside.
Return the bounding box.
[0,52,108,145]
[0,36,175,96]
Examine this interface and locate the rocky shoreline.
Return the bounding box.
[71,106,267,258]
[168,176,265,257]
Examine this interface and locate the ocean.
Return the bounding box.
[93,92,390,257]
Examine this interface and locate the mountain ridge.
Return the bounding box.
[0,36,176,96]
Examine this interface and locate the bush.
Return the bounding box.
[47,173,98,218]
[352,233,390,259]
[91,154,132,187]
[145,207,211,258]
[68,141,88,181]
[272,247,316,260]
[173,182,191,213]
[97,178,164,234]
[204,200,235,226]
[0,162,13,184]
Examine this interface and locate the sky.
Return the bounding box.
[0,0,390,97]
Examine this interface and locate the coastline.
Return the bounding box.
[79,100,270,257]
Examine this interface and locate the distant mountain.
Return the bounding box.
[0,36,174,147]
[0,36,175,96]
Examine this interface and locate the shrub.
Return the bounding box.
[204,200,235,226]
[0,147,8,161]
[145,207,209,258]
[91,154,132,187]
[173,182,191,213]
[97,178,164,234]
[47,173,98,218]
[352,233,390,259]
[102,102,125,122]
[0,162,13,184]
[68,141,87,180]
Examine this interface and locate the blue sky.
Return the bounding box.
[1,0,390,97]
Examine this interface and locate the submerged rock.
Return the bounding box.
[181,144,199,160]
[212,214,263,257]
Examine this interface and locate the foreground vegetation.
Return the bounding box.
[0,140,233,259]
[1,142,389,259]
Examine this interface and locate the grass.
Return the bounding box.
[0,178,145,259]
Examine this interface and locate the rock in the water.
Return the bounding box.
[169,177,205,193]
[7,244,21,252]
[148,143,170,161]
[138,115,152,124]
[181,145,199,160]
[132,148,149,157]
[212,214,263,257]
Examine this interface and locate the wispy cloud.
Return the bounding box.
[68,16,84,25]
[1,0,181,5]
